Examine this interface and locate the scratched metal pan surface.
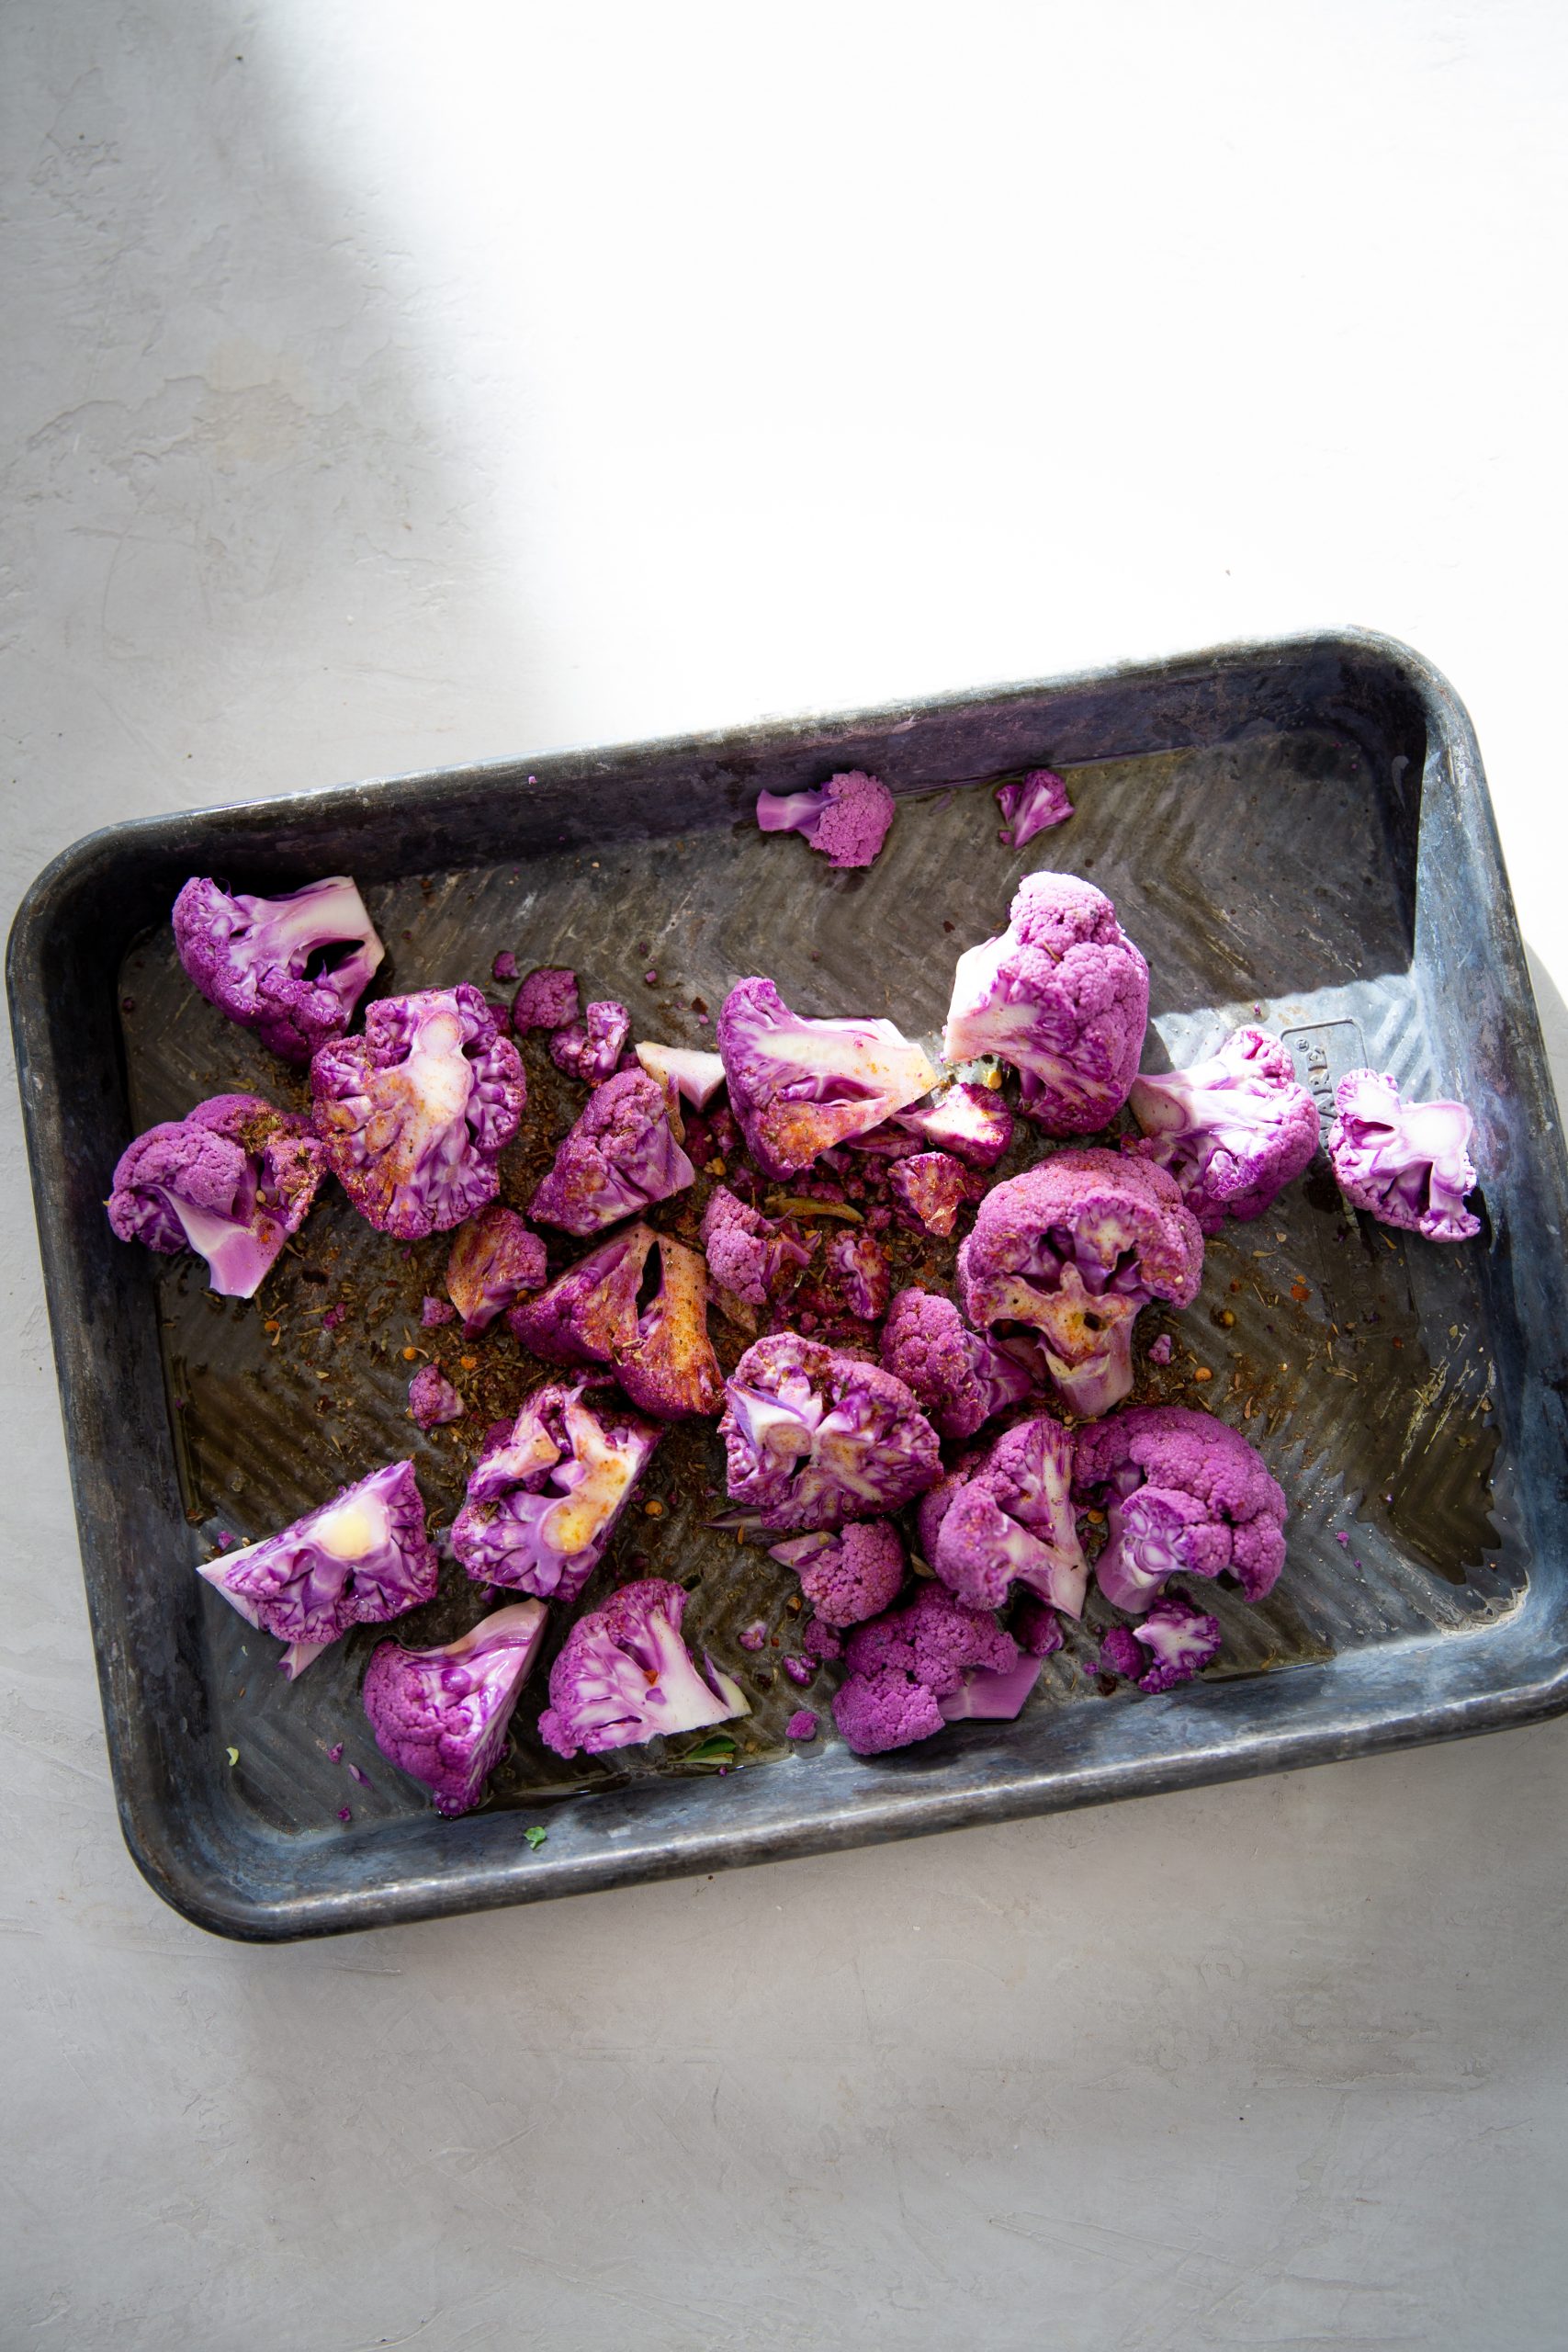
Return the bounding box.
[10,630,1568,1942]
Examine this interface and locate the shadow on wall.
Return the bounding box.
[1523,945,1568,1126]
[5,1,549,844]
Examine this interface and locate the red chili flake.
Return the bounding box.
[1291,1282,1311,1304]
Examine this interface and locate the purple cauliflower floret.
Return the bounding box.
[106,1092,325,1299]
[925,1413,1089,1617]
[446,1204,548,1333]
[507,1221,654,1365]
[549,999,631,1084]
[784,1656,815,1686]
[768,1520,907,1628]
[1101,1592,1224,1693]
[364,1600,548,1815]
[700,1185,817,1308]
[311,984,525,1239]
[538,1578,749,1758]
[996,768,1073,846]
[1130,1026,1320,1234]
[452,1378,663,1601]
[887,1150,980,1238]
[409,1364,465,1429]
[717,977,937,1180]
[634,1043,728,1108]
[1147,1331,1174,1366]
[879,1287,1041,1442]
[1075,1404,1288,1613]
[421,1295,455,1327]
[491,951,519,984]
[831,1583,1020,1755]
[785,1709,818,1740]
[615,1233,723,1419]
[942,874,1148,1133]
[958,1148,1203,1418]
[529,1068,694,1235]
[172,874,384,1064]
[1327,1069,1482,1242]
[895,1080,1013,1170]
[755,769,897,869]
[720,1334,942,1533]
[197,1460,436,1674]
[512,967,580,1032]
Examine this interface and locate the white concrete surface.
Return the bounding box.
[5,6,1567,2346]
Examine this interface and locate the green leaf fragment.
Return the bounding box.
[684,1733,739,1764]
[523,1825,547,1849]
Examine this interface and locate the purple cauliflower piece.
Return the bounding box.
[784,1656,815,1686]
[996,768,1073,846]
[895,1080,1013,1169]
[1147,1331,1174,1366]
[512,967,580,1032]
[507,1221,654,1365]
[1013,1592,1065,1657]
[445,1205,547,1334]
[879,1287,1041,1442]
[1326,1069,1482,1242]
[803,1614,843,1661]
[755,769,896,869]
[106,1092,325,1299]
[311,984,525,1239]
[937,1653,1044,1722]
[528,1068,694,1236]
[958,1148,1203,1418]
[172,874,384,1064]
[717,977,938,1180]
[1074,1404,1287,1613]
[768,1519,907,1628]
[538,1578,749,1758]
[924,1413,1089,1617]
[615,1233,724,1419]
[699,1185,817,1308]
[719,1333,942,1533]
[1101,1592,1224,1693]
[421,1295,455,1327]
[1100,1626,1144,1679]
[409,1365,465,1429]
[814,1226,891,1324]
[1129,1025,1320,1234]
[363,1600,548,1815]
[452,1378,663,1601]
[942,874,1148,1133]
[784,1708,818,1739]
[887,1150,980,1238]
[635,1042,728,1108]
[197,1459,436,1673]
[831,1582,1020,1755]
[491,951,519,984]
[548,1000,631,1084]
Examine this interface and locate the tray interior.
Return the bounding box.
[115,721,1524,1846]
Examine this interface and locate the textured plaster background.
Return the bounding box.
[4,6,1568,2347]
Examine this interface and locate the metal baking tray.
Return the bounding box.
[11,630,1568,1942]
